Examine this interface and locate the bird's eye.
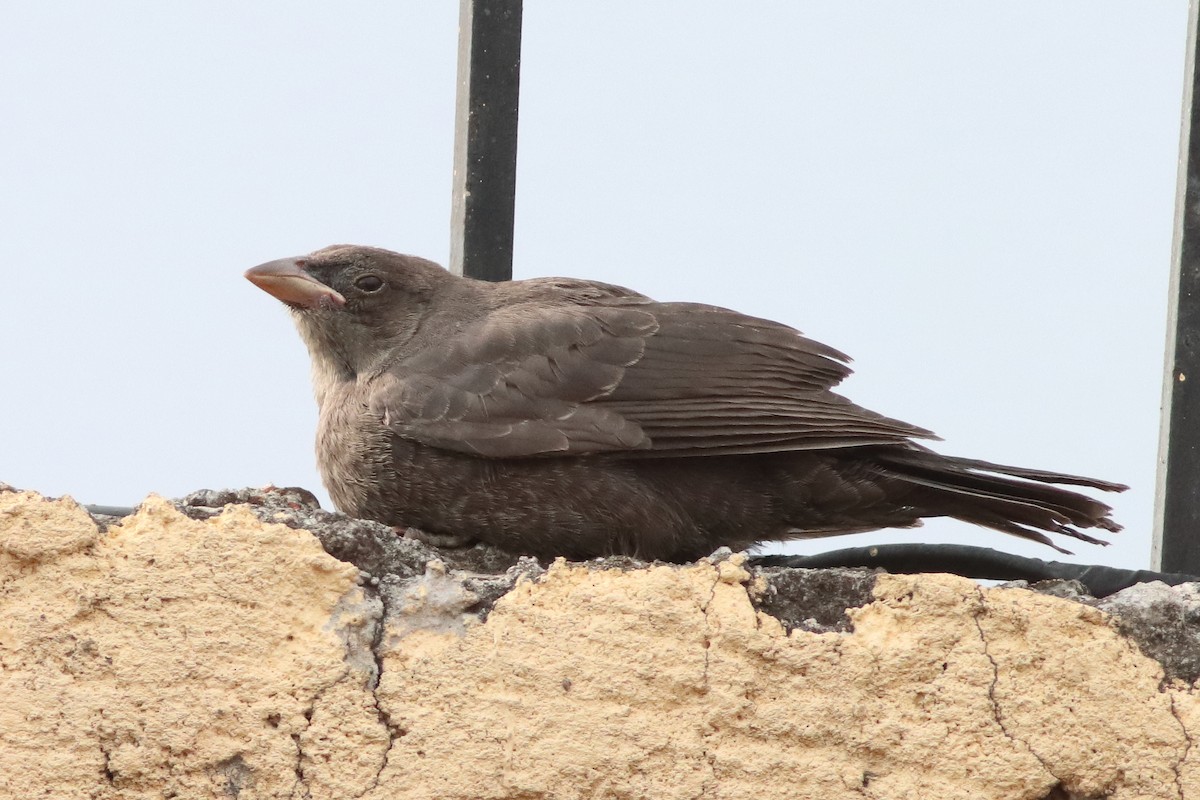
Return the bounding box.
[354,275,384,292]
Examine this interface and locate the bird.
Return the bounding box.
[245,244,1126,562]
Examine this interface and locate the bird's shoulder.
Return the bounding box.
[494,275,652,307]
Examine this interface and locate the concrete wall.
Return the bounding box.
[1,487,1195,799]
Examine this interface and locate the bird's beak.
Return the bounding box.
[244,258,346,310]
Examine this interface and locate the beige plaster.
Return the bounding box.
[0,489,1193,799]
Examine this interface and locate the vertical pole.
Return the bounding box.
[449,0,523,281]
[1154,0,1200,572]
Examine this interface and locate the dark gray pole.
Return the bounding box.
[449,0,523,281]
[1154,0,1200,572]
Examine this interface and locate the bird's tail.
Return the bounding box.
[873,449,1127,554]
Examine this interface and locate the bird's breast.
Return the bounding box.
[314,383,393,518]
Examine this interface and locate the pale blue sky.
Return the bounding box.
[0,2,1188,569]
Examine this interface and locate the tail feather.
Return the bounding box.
[873,449,1125,554]
[931,454,1129,493]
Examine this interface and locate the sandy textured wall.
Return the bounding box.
[1,487,1196,799]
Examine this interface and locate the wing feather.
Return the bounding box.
[370,294,934,458]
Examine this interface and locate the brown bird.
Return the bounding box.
[246,245,1125,561]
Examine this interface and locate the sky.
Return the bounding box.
[0,2,1189,571]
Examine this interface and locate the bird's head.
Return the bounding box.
[246,245,452,385]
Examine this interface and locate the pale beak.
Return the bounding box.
[244,258,346,310]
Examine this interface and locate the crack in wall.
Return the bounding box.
[699,572,719,688]
[971,587,1063,791]
[1169,693,1192,800]
[1099,604,1193,800]
[292,662,399,799]
[100,741,116,786]
[291,700,315,799]
[691,568,724,800]
[358,583,401,798]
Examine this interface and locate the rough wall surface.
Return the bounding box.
[1,488,1196,800]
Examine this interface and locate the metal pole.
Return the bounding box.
[449,0,523,281]
[1154,0,1200,572]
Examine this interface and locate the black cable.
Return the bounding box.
[750,544,1199,598]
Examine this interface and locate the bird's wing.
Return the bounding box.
[369,299,935,458]
[599,301,935,456]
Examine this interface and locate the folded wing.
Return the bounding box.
[370,297,936,458]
